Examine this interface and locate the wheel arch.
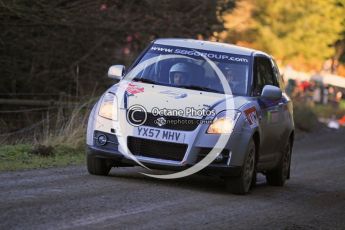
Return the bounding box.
[252,131,260,163]
[289,130,295,148]
[287,130,294,179]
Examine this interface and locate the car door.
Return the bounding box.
[253,56,285,164]
[271,58,292,149]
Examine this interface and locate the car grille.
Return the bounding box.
[127,136,187,161]
[128,111,200,131]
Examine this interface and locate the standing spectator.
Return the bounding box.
[286,79,296,97]
[328,87,337,107]
[323,85,329,105]
[336,91,343,103]
[313,85,322,104]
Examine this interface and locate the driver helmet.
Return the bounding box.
[220,65,236,82]
[169,63,191,86]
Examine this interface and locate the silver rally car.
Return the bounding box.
[86,38,294,194]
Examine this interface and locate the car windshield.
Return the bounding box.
[126,44,251,95]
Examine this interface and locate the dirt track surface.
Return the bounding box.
[1,129,345,230]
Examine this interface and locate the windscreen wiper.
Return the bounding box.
[183,85,223,94]
[132,78,158,84]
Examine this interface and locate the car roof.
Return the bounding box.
[154,38,263,56]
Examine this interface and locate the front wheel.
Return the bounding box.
[266,142,292,186]
[225,139,256,195]
[87,155,111,176]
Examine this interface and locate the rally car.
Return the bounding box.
[86,38,294,194]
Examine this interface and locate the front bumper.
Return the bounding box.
[87,145,242,177]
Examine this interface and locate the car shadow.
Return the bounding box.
[106,167,281,195]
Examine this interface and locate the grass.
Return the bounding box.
[0,101,95,171]
[0,144,85,171]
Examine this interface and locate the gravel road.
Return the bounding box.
[1,129,345,230]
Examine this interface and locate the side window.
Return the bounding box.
[271,59,285,90]
[253,56,278,96]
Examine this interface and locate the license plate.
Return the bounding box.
[134,127,185,143]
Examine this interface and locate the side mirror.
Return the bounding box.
[108,65,125,80]
[261,85,282,100]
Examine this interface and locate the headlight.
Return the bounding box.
[98,92,117,120]
[207,110,241,134]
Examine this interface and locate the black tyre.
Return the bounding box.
[266,141,292,186]
[225,139,256,195]
[87,154,111,176]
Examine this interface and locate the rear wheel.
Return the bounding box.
[225,139,256,195]
[87,154,111,176]
[266,142,291,186]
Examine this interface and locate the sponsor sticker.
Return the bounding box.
[159,90,188,99]
[149,44,250,64]
[126,83,144,95]
[268,111,280,124]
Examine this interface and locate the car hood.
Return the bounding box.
[109,81,249,119]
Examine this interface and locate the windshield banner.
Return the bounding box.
[149,44,250,64]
